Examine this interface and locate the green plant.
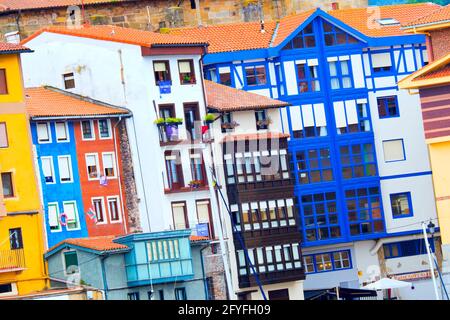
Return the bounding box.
[165,117,183,124]
[154,118,165,125]
[204,113,215,122]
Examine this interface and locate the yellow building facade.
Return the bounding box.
[0,45,48,297]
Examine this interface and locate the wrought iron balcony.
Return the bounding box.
[0,249,25,273]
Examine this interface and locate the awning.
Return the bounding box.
[305,287,378,300]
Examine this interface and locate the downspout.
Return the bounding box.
[100,255,109,300]
[413,27,434,63]
[200,244,209,300]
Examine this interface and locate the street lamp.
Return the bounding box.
[422,221,440,300]
[428,221,436,236]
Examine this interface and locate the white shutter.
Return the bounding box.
[280,107,290,133]
[277,200,285,207]
[334,101,347,129]
[86,155,97,167]
[302,104,314,127]
[58,156,71,181]
[307,58,319,66]
[289,106,303,131]
[251,202,258,209]
[372,52,392,68]
[230,204,239,211]
[103,154,114,169]
[179,61,191,73]
[64,202,76,221]
[48,204,59,227]
[41,157,53,179]
[0,123,7,147]
[345,100,358,125]
[314,103,326,127]
[259,202,268,209]
[196,201,210,223]
[268,200,276,208]
[37,123,49,141]
[172,203,186,229]
[219,66,231,74]
[286,199,294,206]
[154,62,167,72]
[55,122,67,140]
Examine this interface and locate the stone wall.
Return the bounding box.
[0,0,368,41]
[202,244,228,300]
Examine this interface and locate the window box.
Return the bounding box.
[221,121,239,130]
[203,114,215,125]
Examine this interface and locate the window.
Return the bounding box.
[221,112,234,133]
[377,18,400,26]
[244,65,267,87]
[63,73,75,89]
[55,122,69,142]
[383,139,405,162]
[165,150,184,190]
[58,156,73,183]
[172,202,188,230]
[64,250,79,274]
[9,228,23,249]
[63,201,79,230]
[98,119,112,139]
[153,60,171,84]
[296,62,320,93]
[158,290,164,300]
[345,186,385,236]
[102,153,116,178]
[328,58,352,89]
[190,149,205,185]
[371,52,392,73]
[36,122,51,143]
[178,60,196,84]
[1,172,13,198]
[0,284,14,296]
[304,250,352,274]
[323,21,358,46]
[340,143,376,179]
[127,292,140,300]
[92,198,105,223]
[296,148,333,184]
[241,199,295,231]
[301,192,341,242]
[48,203,61,231]
[81,120,94,140]
[108,197,121,222]
[289,103,327,139]
[219,68,232,86]
[390,192,412,218]
[377,96,399,118]
[255,110,268,130]
[383,239,434,259]
[282,22,315,49]
[334,100,371,135]
[0,122,8,147]
[41,156,55,183]
[0,69,8,94]
[85,154,99,180]
[159,104,175,119]
[184,103,200,141]
[175,288,187,300]
[196,200,212,237]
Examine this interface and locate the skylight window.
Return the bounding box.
[377,18,400,26]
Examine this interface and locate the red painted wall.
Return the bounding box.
[74,118,129,237]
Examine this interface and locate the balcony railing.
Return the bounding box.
[0,249,25,273]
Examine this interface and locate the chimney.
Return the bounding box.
[331,2,339,10]
[260,20,265,33]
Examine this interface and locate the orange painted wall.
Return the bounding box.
[74,118,129,237]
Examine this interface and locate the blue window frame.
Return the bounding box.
[303,250,352,274]
[322,21,359,46]
[301,191,341,242]
[328,59,353,89]
[289,104,328,139]
[345,186,385,236]
[282,22,316,50]
[339,143,377,180]
[383,239,434,259]
[390,192,413,219]
[296,147,334,185]
[377,96,399,118]
[244,64,267,87]
[335,100,371,135]
[296,63,320,93]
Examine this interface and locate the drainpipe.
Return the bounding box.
[100,255,109,300]
[413,27,434,63]
[200,244,209,300]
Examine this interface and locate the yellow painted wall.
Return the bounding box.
[428,141,450,245]
[0,53,47,296]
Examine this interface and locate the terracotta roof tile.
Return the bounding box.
[222,132,290,142]
[403,4,450,28]
[190,235,209,242]
[25,86,130,118]
[414,63,450,81]
[205,80,289,112]
[0,42,31,53]
[49,236,129,253]
[0,0,132,12]
[272,9,316,46]
[22,25,208,48]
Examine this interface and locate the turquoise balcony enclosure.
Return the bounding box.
[115,230,194,287]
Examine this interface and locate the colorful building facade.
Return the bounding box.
[0,43,47,297]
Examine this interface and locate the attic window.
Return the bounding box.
[377,18,400,26]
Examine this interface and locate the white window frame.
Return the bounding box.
[55,121,70,143]
[41,156,56,185]
[80,120,95,141]
[47,202,61,233]
[36,122,52,144]
[107,196,122,223]
[63,200,80,231]
[102,152,117,179]
[98,119,112,140]
[85,153,100,181]
[58,155,73,184]
[0,283,18,298]
[91,197,107,224]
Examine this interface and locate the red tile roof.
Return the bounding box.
[222,132,290,142]
[205,80,289,112]
[49,236,129,253]
[403,4,450,28]
[271,9,316,47]
[414,63,450,81]
[190,235,209,242]
[25,86,131,118]
[0,0,131,12]
[0,42,31,53]
[21,24,208,48]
